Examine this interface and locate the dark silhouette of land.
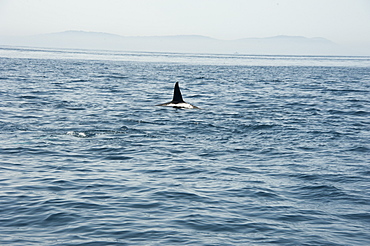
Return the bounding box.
[0,30,366,55]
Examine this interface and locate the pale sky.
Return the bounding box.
[1,0,370,45]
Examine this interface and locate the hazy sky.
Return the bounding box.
[1,0,370,45]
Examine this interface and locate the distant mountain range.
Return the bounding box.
[0,30,367,56]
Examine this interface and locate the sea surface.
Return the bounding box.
[1,46,370,246]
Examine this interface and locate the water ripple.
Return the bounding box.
[0,52,369,245]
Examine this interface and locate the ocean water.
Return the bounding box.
[0,46,370,246]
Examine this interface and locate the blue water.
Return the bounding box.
[1,46,370,245]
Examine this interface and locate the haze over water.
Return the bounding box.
[1,47,370,245]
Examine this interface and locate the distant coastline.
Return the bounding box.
[0,30,368,56]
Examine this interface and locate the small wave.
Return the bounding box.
[66,131,95,138]
[18,95,40,100]
[104,155,133,160]
[65,128,130,138]
[291,184,349,201]
[347,146,369,153]
[327,88,368,93]
[328,109,370,116]
[42,212,78,226]
[339,213,370,223]
[69,79,89,83]
[65,107,86,110]
[152,190,211,203]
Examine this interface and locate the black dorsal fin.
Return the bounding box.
[172,82,185,103]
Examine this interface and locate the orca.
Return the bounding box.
[157,82,199,109]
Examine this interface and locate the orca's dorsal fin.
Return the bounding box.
[172,82,184,103]
[156,82,199,109]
